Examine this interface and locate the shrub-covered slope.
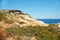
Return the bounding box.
[0,10,48,28]
[0,10,60,40]
[5,24,60,40]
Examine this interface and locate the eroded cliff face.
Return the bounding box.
[0,10,48,28]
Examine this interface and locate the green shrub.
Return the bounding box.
[19,22,25,24]
[0,12,6,21]
[5,25,60,40]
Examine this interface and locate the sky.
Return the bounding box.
[0,0,60,19]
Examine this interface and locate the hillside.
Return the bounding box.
[0,10,60,40]
[0,10,48,28]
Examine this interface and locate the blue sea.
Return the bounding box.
[37,19,60,24]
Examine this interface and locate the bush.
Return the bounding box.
[5,25,60,40]
[19,22,25,24]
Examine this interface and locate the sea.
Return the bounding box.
[37,19,60,24]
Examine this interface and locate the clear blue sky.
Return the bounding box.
[0,0,60,19]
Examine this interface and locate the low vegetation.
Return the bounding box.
[5,24,60,40]
[0,10,60,40]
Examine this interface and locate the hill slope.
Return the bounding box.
[0,10,48,28]
[0,10,60,40]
